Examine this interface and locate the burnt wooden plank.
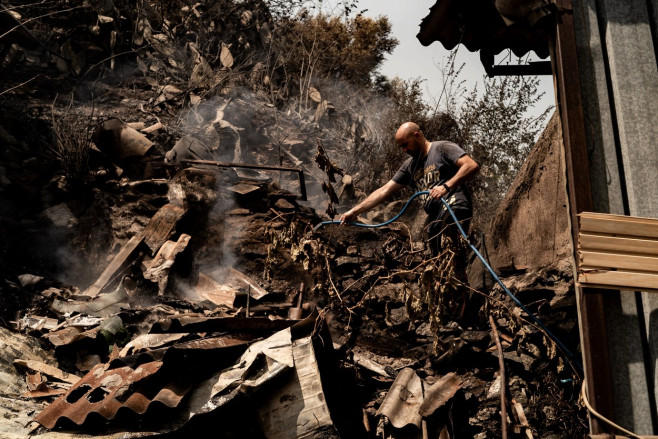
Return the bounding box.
[83,235,143,297]
[142,203,186,256]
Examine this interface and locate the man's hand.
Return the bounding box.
[339,209,358,224]
[338,180,404,225]
[428,183,449,200]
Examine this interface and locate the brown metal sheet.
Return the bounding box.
[108,334,252,372]
[42,327,86,347]
[150,314,295,334]
[118,333,188,357]
[22,386,67,398]
[34,361,189,430]
[191,272,239,308]
[418,372,462,417]
[376,367,424,429]
[13,359,82,385]
[142,204,186,256]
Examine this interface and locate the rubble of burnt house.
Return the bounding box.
[0,2,588,438]
[0,106,586,438]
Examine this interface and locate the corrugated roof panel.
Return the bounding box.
[417,0,554,58]
[34,361,190,429]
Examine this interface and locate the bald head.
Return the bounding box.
[395,122,429,158]
[395,122,421,142]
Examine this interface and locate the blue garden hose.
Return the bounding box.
[438,197,584,374]
[314,190,584,374]
[314,190,431,230]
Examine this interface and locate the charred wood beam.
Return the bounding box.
[181,159,307,200]
[489,315,508,439]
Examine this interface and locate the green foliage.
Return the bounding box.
[458,75,552,225]
[269,12,398,102]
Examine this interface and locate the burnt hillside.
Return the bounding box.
[0,2,586,438]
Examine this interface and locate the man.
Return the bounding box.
[339,122,479,257]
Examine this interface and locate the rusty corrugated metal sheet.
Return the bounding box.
[35,335,252,430]
[417,0,554,58]
[35,361,189,429]
[376,368,425,429]
[418,372,462,416]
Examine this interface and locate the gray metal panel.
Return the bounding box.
[598,0,658,218]
[603,293,655,433]
[596,0,658,433]
[648,0,658,61]
[572,0,624,214]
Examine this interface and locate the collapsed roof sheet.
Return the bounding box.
[417,0,554,58]
[35,361,189,429]
[35,334,253,430]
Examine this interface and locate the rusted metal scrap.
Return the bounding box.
[35,360,187,429]
[33,331,256,430]
[187,272,241,308]
[42,326,99,348]
[150,314,294,334]
[13,359,81,386]
[376,368,425,430]
[376,368,463,436]
[418,372,462,417]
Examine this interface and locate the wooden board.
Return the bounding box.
[578,271,658,293]
[580,251,658,272]
[579,212,658,239]
[142,203,186,255]
[83,235,143,297]
[577,212,658,292]
[579,233,658,257]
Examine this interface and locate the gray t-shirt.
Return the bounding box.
[392,140,472,214]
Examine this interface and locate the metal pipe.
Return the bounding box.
[489,315,508,439]
[181,159,308,200]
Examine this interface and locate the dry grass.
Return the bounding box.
[50,95,94,187]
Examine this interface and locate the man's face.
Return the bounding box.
[397,133,421,158]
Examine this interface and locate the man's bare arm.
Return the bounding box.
[339,180,405,223]
[427,155,479,200]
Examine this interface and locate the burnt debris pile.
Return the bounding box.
[0,1,586,438]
